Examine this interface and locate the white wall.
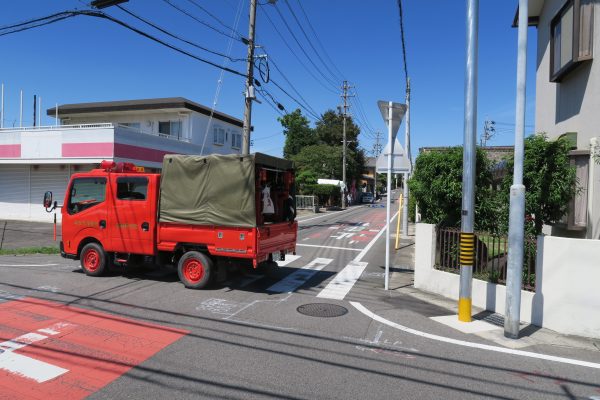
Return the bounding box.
[414,223,600,339]
[534,235,600,338]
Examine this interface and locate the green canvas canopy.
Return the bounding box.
[159,153,294,228]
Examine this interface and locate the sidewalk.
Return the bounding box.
[388,222,599,352]
[0,219,61,250]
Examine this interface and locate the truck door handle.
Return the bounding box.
[99,220,106,229]
[141,222,149,231]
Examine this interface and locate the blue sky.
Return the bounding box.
[0,0,537,158]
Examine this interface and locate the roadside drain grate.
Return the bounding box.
[297,303,348,318]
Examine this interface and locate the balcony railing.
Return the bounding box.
[0,123,190,142]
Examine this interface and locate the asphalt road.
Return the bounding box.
[1,199,599,399]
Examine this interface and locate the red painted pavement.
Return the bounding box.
[0,297,188,400]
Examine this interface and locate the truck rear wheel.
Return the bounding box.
[178,251,213,289]
[80,242,107,277]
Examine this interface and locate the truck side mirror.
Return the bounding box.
[43,191,53,209]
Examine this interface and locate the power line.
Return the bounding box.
[181,0,244,38]
[294,0,345,79]
[0,9,248,77]
[160,0,243,41]
[397,0,409,86]
[270,3,340,90]
[282,0,341,83]
[259,6,337,95]
[116,5,245,62]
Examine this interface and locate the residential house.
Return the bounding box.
[518,0,599,239]
[0,97,244,221]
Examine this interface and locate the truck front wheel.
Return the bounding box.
[178,251,213,289]
[80,242,107,277]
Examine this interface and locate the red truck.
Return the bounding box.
[43,153,298,289]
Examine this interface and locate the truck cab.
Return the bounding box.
[59,161,160,273]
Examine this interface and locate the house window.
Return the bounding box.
[158,120,182,138]
[213,127,226,145]
[121,122,141,130]
[232,132,242,149]
[550,0,594,82]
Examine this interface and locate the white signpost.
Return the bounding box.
[377,101,408,290]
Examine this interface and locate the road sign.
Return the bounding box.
[377,101,407,140]
[0,297,187,399]
[375,138,411,173]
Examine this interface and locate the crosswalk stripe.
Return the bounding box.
[316,261,368,300]
[267,258,333,293]
[276,254,301,267]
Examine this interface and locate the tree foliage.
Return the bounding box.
[408,147,497,231]
[500,134,577,235]
[279,109,365,188]
[279,109,317,159]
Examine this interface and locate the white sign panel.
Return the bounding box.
[376,138,411,173]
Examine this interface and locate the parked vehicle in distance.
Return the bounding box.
[43,153,298,289]
[361,192,374,203]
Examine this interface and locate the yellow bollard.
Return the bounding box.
[395,194,403,249]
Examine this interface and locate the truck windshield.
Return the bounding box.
[68,177,107,214]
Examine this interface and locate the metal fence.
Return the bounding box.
[435,227,536,291]
[296,195,318,212]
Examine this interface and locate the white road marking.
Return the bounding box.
[350,302,600,370]
[354,211,398,263]
[267,258,333,293]
[317,261,368,300]
[296,244,361,252]
[276,254,301,266]
[330,232,355,240]
[36,286,60,293]
[0,324,72,382]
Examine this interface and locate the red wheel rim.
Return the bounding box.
[183,258,204,283]
[83,248,100,272]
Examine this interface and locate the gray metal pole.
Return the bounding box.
[458,0,479,322]
[504,0,528,339]
[241,0,257,155]
[343,87,347,208]
[402,78,411,235]
[385,101,394,290]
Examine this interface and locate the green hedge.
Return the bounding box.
[299,184,341,206]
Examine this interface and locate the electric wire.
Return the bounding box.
[283,0,341,84]
[294,0,345,80]
[160,0,243,41]
[200,0,245,155]
[181,0,244,38]
[116,5,245,62]
[259,7,337,95]
[268,77,321,121]
[269,3,340,91]
[397,0,409,87]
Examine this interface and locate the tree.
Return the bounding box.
[315,110,360,152]
[500,134,577,235]
[279,109,317,159]
[408,147,498,231]
[291,144,343,180]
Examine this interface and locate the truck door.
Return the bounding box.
[107,174,156,255]
[62,176,108,255]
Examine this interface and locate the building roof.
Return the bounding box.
[46,97,243,127]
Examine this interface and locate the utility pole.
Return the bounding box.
[504,0,528,339]
[402,77,411,236]
[458,0,479,323]
[373,132,383,197]
[481,119,495,146]
[341,80,354,208]
[242,0,258,155]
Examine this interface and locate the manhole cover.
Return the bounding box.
[297,303,348,318]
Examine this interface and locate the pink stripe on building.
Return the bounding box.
[0,144,21,158]
[62,142,114,157]
[114,143,175,163]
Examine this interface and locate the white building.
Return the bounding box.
[519,0,599,239]
[0,97,244,221]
